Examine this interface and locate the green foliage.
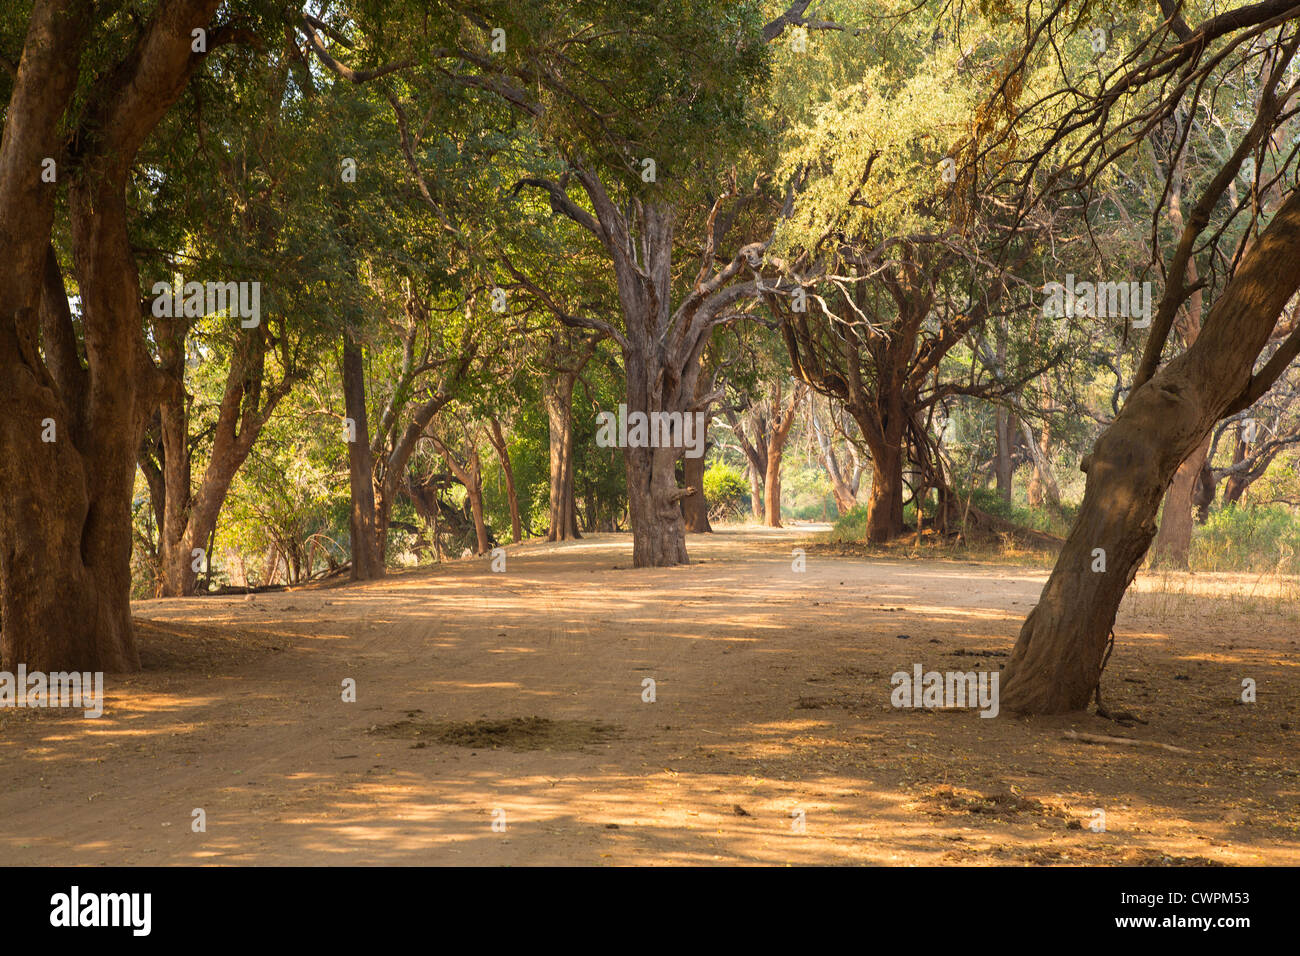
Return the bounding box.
[1192,505,1300,575]
[703,463,750,516]
[830,503,870,540]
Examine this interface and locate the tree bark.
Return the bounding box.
[994,407,1014,503]
[487,418,522,543]
[544,373,582,541]
[1,0,222,672]
[1001,186,1300,714]
[748,466,765,520]
[865,441,905,543]
[343,333,385,580]
[760,380,805,528]
[626,444,690,566]
[1151,433,1211,569]
[681,448,713,533]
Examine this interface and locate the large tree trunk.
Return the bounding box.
[626,444,690,566]
[343,334,385,580]
[544,374,582,541]
[612,205,693,568]
[865,443,905,543]
[1151,433,1211,569]
[0,6,99,673]
[1001,187,1300,714]
[2,0,224,672]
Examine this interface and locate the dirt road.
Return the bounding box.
[2,527,1296,865]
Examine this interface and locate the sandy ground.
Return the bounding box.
[1,525,1296,866]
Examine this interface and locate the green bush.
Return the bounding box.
[703,462,750,517]
[1192,503,1300,573]
[830,483,1079,541]
[832,503,868,539]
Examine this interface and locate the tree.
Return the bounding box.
[771,14,1048,542]
[0,0,254,671]
[338,0,781,566]
[986,1,1300,713]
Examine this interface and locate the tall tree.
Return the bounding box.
[984,1,1300,712]
[0,0,253,670]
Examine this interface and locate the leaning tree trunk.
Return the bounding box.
[1001,187,1300,714]
[1221,432,1254,505]
[544,374,582,541]
[156,335,286,596]
[488,418,522,543]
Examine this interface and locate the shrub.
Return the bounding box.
[703,462,750,517]
[1192,503,1300,574]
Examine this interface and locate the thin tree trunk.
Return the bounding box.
[813,409,859,515]
[544,374,582,541]
[343,333,384,580]
[993,322,1013,503]
[1020,417,1060,511]
[465,451,490,555]
[761,381,804,528]
[487,417,522,543]
[431,430,491,555]
[994,407,1014,503]
[1221,430,1252,505]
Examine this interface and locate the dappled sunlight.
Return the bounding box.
[2,528,1296,865]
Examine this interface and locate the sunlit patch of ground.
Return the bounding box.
[0,525,1295,865]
